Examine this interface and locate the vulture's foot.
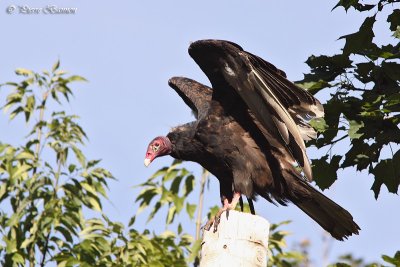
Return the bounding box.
[239,196,244,212]
[203,192,241,233]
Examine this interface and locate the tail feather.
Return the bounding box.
[291,180,360,241]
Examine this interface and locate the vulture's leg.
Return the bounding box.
[223,192,241,220]
[203,192,241,232]
[247,197,255,215]
[239,196,244,212]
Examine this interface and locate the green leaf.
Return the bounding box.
[382,61,400,82]
[186,203,197,219]
[310,99,345,150]
[183,175,195,196]
[12,164,31,178]
[20,235,35,249]
[136,188,158,214]
[340,16,376,55]
[52,60,60,72]
[171,193,183,211]
[68,164,77,173]
[55,70,68,76]
[67,75,87,82]
[341,141,380,171]
[393,26,400,39]
[72,145,86,167]
[296,80,331,94]
[87,159,101,168]
[146,202,162,223]
[312,155,342,190]
[332,0,360,11]
[164,169,179,182]
[15,68,33,76]
[332,0,374,12]
[387,9,400,31]
[24,95,36,122]
[160,230,175,239]
[149,167,168,180]
[5,238,17,253]
[7,211,24,227]
[310,117,328,133]
[301,54,352,85]
[187,239,202,263]
[15,150,35,160]
[348,120,364,139]
[0,183,7,200]
[328,263,351,267]
[9,106,24,120]
[170,175,184,194]
[370,150,400,199]
[355,62,375,83]
[166,205,176,225]
[12,252,25,264]
[87,195,102,211]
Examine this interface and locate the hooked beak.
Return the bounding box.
[144,158,151,167]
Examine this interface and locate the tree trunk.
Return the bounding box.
[200,210,270,267]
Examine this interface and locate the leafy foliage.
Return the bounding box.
[0,63,191,266]
[328,251,400,267]
[382,251,400,266]
[132,160,197,226]
[267,221,308,267]
[297,0,400,198]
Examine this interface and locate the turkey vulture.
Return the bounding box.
[144,40,360,240]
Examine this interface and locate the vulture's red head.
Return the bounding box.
[144,136,172,167]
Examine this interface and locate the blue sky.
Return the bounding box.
[0,0,399,265]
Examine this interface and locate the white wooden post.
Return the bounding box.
[200,210,270,267]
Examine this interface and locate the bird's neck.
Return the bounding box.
[167,126,203,161]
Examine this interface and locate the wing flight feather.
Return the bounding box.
[168,77,212,119]
[223,49,324,181]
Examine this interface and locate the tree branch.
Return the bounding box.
[195,168,208,241]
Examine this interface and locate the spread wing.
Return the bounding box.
[168,77,212,119]
[246,52,324,140]
[188,40,323,181]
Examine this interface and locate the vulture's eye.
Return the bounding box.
[153,143,160,152]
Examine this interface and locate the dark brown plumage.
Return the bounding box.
[145,40,360,240]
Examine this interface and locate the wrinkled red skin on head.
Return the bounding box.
[145,136,172,165]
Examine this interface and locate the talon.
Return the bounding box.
[239,196,244,212]
[213,215,220,233]
[203,218,214,231]
[203,192,242,233]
